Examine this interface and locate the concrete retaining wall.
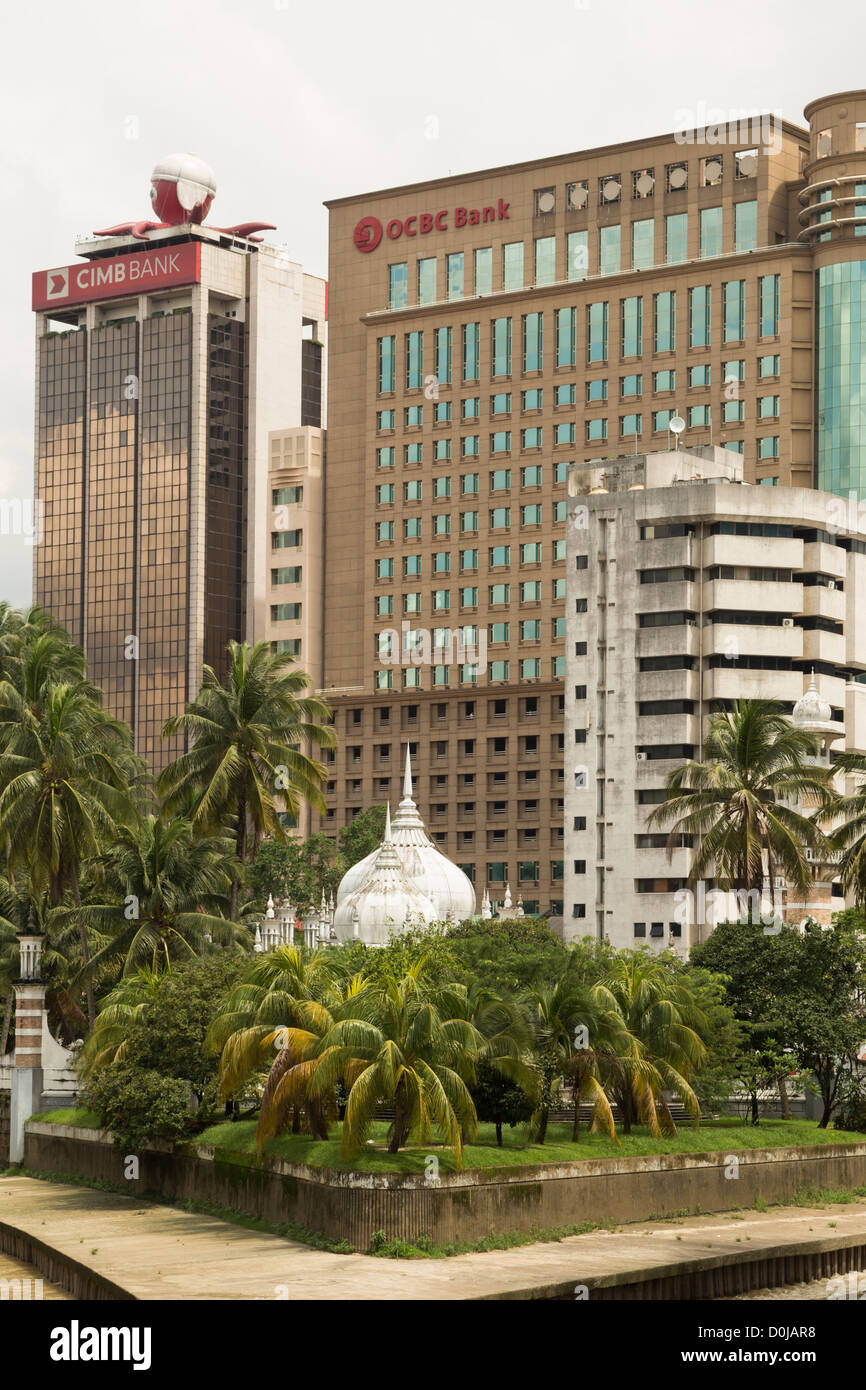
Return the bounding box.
[23,1124,866,1252]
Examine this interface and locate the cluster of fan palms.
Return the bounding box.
[204,948,710,1167]
[647,699,866,905]
[0,605,334,1042]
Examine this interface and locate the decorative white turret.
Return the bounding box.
[336,747,476,922]
[332,804,439,946]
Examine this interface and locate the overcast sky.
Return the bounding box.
[3,0,866,606]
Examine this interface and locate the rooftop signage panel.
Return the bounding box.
[32,241,201,311]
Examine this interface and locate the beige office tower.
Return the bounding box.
[320,89,866,919]
[33,217,325,775]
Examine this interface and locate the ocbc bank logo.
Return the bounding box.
[353,216,383,253]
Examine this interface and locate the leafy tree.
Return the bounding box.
[445,916,571,994]
[830,756,866,904]
[160,641,336,916]
[774,919,866,1127]
[650,699,834,899]
[471,1061,534,1146]
[690,920,798,1124]
[246,835,344,911]
[338,805,388,869]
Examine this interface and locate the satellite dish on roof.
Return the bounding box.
[738,153,758,177]
[569,184,588,209]
[669,414,685,450]
[668,165,688,189]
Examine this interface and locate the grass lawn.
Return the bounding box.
[27,1108,102,1129]
[191,1116,866,1175]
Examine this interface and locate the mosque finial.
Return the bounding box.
[384,803,392,841]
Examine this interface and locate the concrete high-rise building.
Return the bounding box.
[565,445,866,951]
[320,90,866,918]
[33,160,326,773]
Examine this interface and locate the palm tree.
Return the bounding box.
[207,944,346,1146]
[311,963,480,1167]
[650,699,834,903]
[599,955,709,1136]
[827,752,866,904]
[159,641,336,917]
[0,679,142,1026]
[76,966,166,1081]
[524,980,625,1144]
[70,812,246,980]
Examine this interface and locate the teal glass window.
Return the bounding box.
[586,418,608,441]
[599,225,621,276]
[725,440,745,454]
[734,200,758,252]
[700,206,723,258]
[758,436,779,459]
[555,422,575,443]
[378,336,396,392]
[435,400,451,422]
[688,364,710,387]
[522,465,543,486]
[724,280,745,342]
[404,442,422,464]
[587,302,609,363]
[632,218,654,271]
[535,236,556,286]
[377,408,396,428]
[689,285,711,347]
[434,325,452,384]
[758,395,779,418]
[462,397,480,419]
[724,358,745,382]
[855,182,866,236]
[522,388,542,411]
[492,317,512,376]
[665,213,688,264]
[491,392,511,414]
[555,383,576,405]
[434,439,451,459]
[654,291,676,351]
[405,331,423,389]
[463,322,480,381]
[405,405,422,427]
[475,247,492,296]
[759,354,780,378]
[620,412,642,437]
[556,307,576,367]
[503,242,524,290]
[653,369,675,392]
[688,404,709,426]
[621,373,642,397]
[447,253,464,299]
[653,409,673,431]
[816,188,832,244]
[418,258,436,304]
[567,230,588,281]
[389,263,408,308]
[523,313,543,371]
[462,435,480,456]
[621,296,643,356]
[461,473,479,493]
[586,378,608,403]
[760,274,780,336]
[376,446,395,468]
[521,427,542,449]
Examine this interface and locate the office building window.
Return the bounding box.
[389,263,408,309]
[632,218,654,271]
[665,212,688,264]
[378,335,396,393]
[654,291,676,351]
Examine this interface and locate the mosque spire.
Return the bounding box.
[384,803,392,841]
[403,745,414,800]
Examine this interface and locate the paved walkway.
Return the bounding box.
[2,1174,866,1300]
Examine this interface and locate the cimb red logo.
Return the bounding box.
[352,199,510,252]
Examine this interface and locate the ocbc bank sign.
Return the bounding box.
[353,199,510,253]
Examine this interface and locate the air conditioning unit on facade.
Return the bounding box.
[636,751,648,761]
[782,618,794,627]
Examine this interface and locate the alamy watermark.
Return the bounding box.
[673,104,782,155]
[378,621,487,674]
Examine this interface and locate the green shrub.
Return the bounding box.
[83,1062,193,1151]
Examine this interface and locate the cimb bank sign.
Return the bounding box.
[32,242,201,311]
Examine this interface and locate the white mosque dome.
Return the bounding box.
[336,749,476,922]
[792,674,834,730]
[332,806,439,946]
